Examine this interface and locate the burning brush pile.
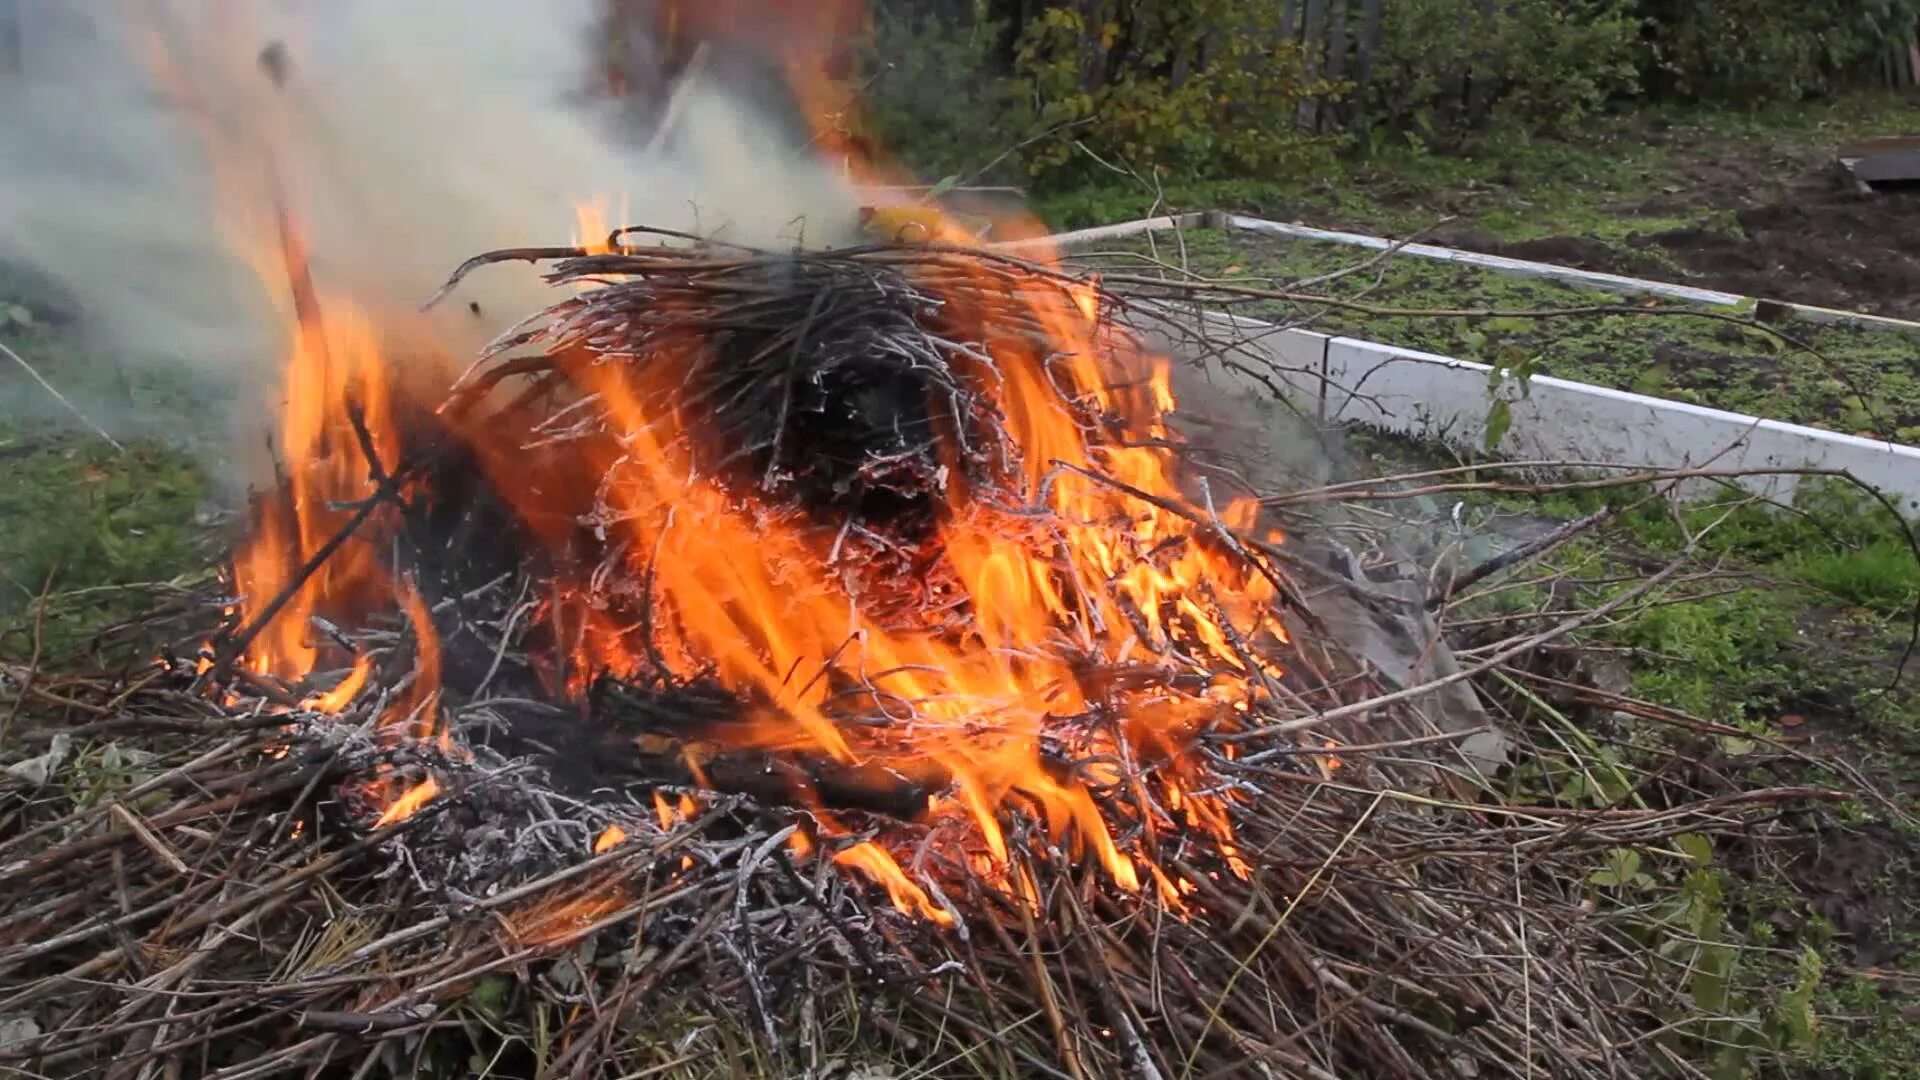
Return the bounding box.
[0,225,1840,1079]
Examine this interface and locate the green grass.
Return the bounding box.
[1032,89,1919,240]
[0,265,219,659]
[0,424,215,657]
[1791,542,1920,614]
[1358,430,1920,1074]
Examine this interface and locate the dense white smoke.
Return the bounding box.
[0,0,860,458]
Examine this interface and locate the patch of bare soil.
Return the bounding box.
[1649,184,1920,319]
[1481,173,1920,320]
[1754,620,1920,970]
[1488,234,1676,279]
[1761,819,1914,966]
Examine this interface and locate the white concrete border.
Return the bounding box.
[1003,214,1204,253]
[1225,216,1746,306]
[991,213,1207,254]
[1018,215,1920,510]
[1022,212,1920,336]
[1183,317,1920,512]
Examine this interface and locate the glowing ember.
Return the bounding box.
[1318,740,1345,779]
[592,824,628,853]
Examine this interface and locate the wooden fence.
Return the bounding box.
[1277,0,1920,132]
[1878,29,1920,88]
[1276,0,1508,135]
[1282,0,1382,132]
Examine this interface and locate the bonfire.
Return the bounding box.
[0,216,1839,1079]
[0,10,1855,1080]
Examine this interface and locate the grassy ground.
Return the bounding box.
[1077,225,1920,441]
[0,264,219,661]
[1344,427,1920,1076]
[0,424,214,659]
[1035,90,1917,240]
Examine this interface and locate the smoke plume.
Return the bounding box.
[0,0,860,463]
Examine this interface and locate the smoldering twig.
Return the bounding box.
[0,338,124,451]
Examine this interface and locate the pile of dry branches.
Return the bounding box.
[0,232,1875,1079]
[2,654,1847,1079]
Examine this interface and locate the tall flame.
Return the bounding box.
[162,0,1292,921]
[458,261,1288,901]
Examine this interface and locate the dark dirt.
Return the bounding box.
[1649,186,1920,319]
[1487,175,1920,320]
[1755,615,1920,971]
[1755,819,1915,967]
[1485,235,1676,280]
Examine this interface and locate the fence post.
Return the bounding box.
[1349,0,1385,138]
[1322,0,1351,131]
[1297,0,1328,130]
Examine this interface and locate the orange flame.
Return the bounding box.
[383,586,445,746]
[507,890,632,948]
[788,829,815,859]
[593,824,628,853]
[651,790,678,831]
[834,841,953,927]
[511,270,1287,902]
[303,654,373,713]
[167,0,1289,923]
[571,196,631,256]
[373,776,441,827]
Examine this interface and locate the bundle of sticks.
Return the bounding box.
[0,232,1849,1079]
[0,655,1840,1079]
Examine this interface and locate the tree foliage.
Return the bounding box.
[1005,1,1340,183]
[855,0,1917,189]
[1367,0,1640,143]
[1638,0,1920,102]
[863,1,1340,188]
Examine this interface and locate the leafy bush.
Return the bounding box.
[1367,0,1641,145]
[1639,0,1920,102]
[860,9,1021,182]
[1006,2,1339,185]
[861,1,1338,190]
[859,0,1917,192]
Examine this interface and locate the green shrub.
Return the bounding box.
[862,1,1338,190]
[1005,2,1340,186]
[860,0,1916,195]
[1367,0,1641,144]
[1639,0,1920,103]
[861,8,1021,182]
